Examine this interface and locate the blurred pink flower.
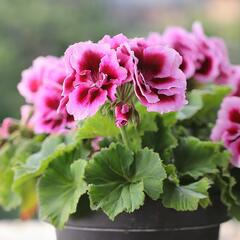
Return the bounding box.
[130,38,187,114]
[229,138,240,167]
[231,66,240,97]
[211,96,240,167]
[18,56,65,103]
[0,118,16,138]
[91,136,103,152]
[161,27,199,78]
[99,34,136,83]
[147,32,164,46]
[31,85,74,134]
[18,56,74,134]
[115,103,132,128]
[62,42,127,120]
[192,22,231,84]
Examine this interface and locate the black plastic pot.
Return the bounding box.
[56,196,228,240]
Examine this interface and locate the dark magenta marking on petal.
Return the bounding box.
[80,50,101,73]
[196,55,213,75]
[143,52,165,76]
[88,88,102,104]
[158,94,176,103]
[229,109,240,124]
[101,64,118,79]
[45,96,60,110]
[77,87,89,104]
[29,79,39,92]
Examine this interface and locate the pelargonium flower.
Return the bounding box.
[91,136,103,152]
[61,42,127,120]
[31,85,74,134]
[211,38,234,85]
[211,97,240,167]
[161,27,199,79]
[0,118,17,139]
[147,32,164,46]
[18,56,74,134]
[192,22,230,83]
[130,38,187,114]
[231,66,240,97]
[99,34,136,84]
[18,56,65,103]
[115,103,132,128]
[229,138,240,167]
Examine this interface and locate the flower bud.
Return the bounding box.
[115,103,132,128]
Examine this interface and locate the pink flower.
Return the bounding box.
[18,56,65,103]
[231,66,240,97]
[99,33,128,50]
[115,103,132,128]
[192,22,230,83]
[161,27,199,78]
[211,97,240,167]
[130,38,187,114]
[147,32,164,46]
[31,84,74,134]
[18,56,74,134]
[62,42,127,120]
[229,138,240,167]
[99,34,136,83]
[0,118,17,139]
[91,137,103,152]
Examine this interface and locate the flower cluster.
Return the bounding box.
[59,34,187,122]
[3,22,240,228]
[15,23,240,166]
[18,56,74,134]
[148,22,238,85]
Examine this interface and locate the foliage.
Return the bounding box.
[1,84,238,227]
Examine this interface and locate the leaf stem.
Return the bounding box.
[120,127,129,146]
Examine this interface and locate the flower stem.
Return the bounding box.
[120,127,129,146]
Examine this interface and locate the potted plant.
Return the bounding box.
[1,22,240,240]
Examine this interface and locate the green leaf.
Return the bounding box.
[18,179,38,219]
[164,164,179,185]
[89,181,145,220]
[124,104,159,152]
[180,85,231,140]
[135,103,158,133]
[77,111,119,140]
[0,169,21,210]
[216,168,240,220]
[38,150,87,229]
[0,142,21,210]
[162,178,211,211]
[143,114,177,162]
[11,139,41,165]
[86,143,142,220]
[133,148,166,200]
[179,85,230,122]
[0,137,41,211]
[177,89,203,120]
[86,143,166,220]
[174,137,229,179]
[125,126,142,152]
[13,135,65,187]
[0,142,16,169]
[193,85,231,122]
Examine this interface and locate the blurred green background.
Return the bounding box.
[0,0,240,120]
